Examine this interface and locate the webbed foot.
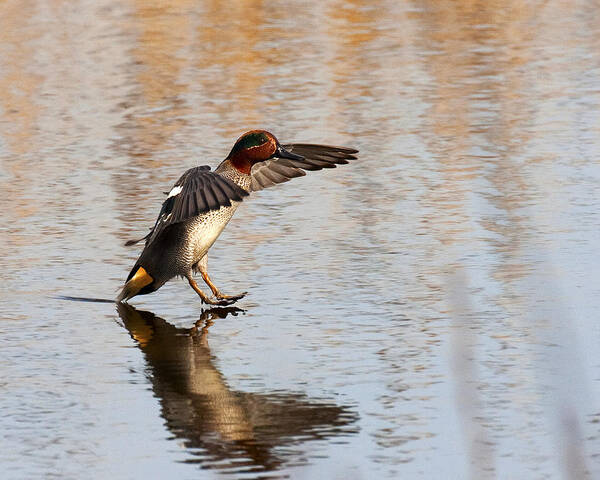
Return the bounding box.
[214,291,247,303]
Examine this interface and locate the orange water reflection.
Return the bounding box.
[1,1,599,478]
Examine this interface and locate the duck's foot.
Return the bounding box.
[203,296,236,306]
[203,292,246,306]
[215,291,247,303]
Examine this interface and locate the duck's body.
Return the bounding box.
[118,130,358,304]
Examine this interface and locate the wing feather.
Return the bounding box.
[252,169,276,190]
[210,180,231,207]
[202,184,215,211]
[192,189,201,215]
[250,143,357,192]
[138,166,248,246]
[218,177,246,202]
[268,162,306,179]
[125,141,357,246]
[261,166,289,184]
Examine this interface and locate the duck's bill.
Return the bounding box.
[274,144,305,161]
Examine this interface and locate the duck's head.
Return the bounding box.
[227,130,303,174]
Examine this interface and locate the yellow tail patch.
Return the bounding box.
[129,267,153,290]
[117,266,154,302]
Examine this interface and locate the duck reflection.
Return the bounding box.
[117,304,358,474]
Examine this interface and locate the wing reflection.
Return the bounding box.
[117,304,358,474]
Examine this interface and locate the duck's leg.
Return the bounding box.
[186,274,226,305]
[197,255,247,303]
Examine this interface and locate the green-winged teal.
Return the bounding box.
[118,130,358,304]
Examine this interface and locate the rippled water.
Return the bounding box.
[2,1,600,478]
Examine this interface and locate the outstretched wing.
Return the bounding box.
[126,166,249,247]
[250,144,358,192]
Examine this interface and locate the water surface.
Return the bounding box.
[1,1,600,478]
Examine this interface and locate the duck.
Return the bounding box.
[117,130,358,305]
